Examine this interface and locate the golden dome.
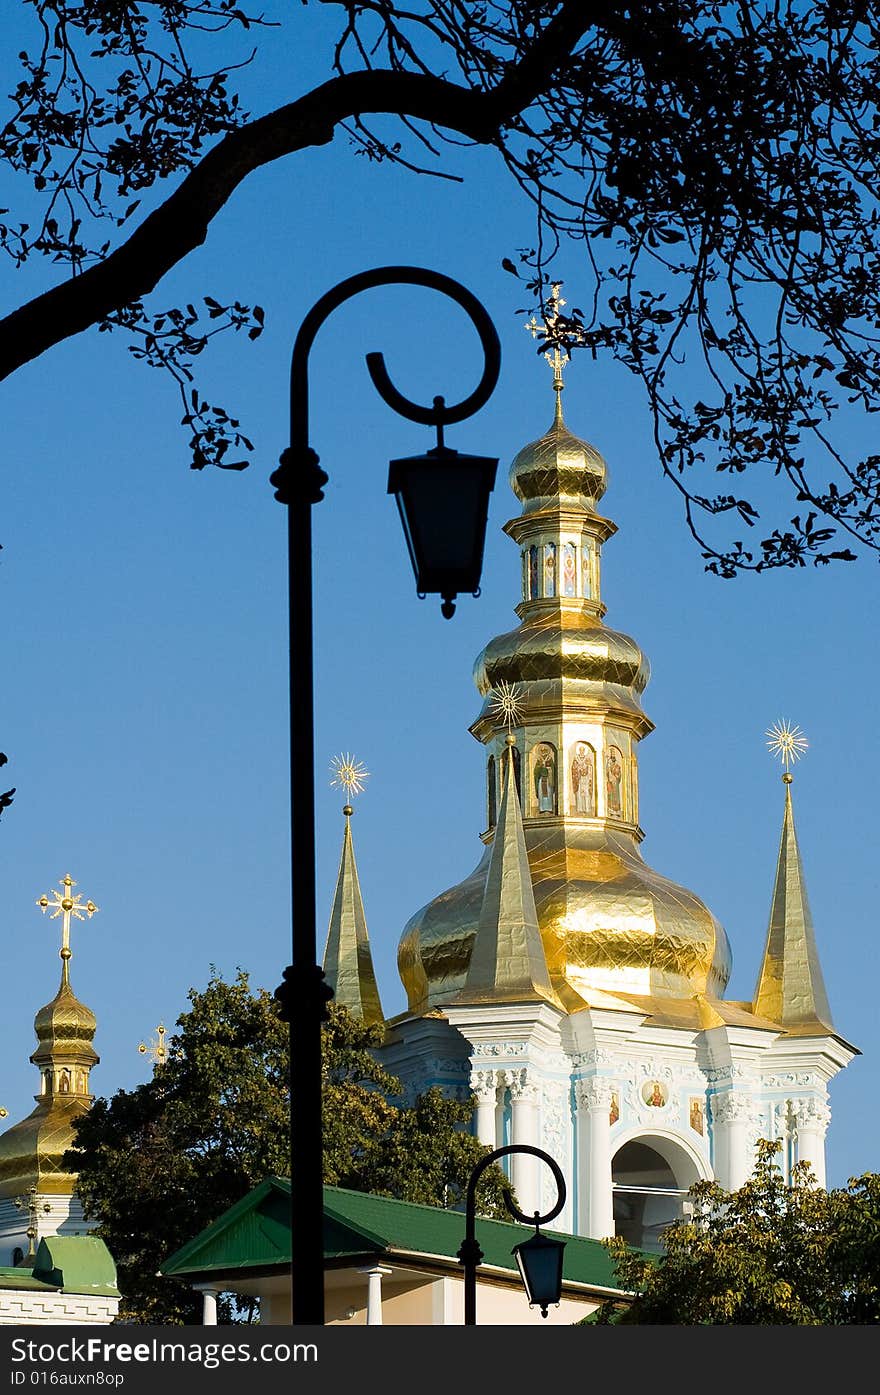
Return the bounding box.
[399,824,732,1014]
[33,979,98,1053]
[0,1098,90,1198]
[396,381,733,1020]
[0,956,99,1200]
[510,405,608,511]
[474,611,650,708]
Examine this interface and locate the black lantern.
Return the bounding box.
[387,444,498,618]
[511,1227,566,1318]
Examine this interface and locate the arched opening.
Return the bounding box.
[612,1137,700,1254]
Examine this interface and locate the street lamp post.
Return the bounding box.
[272,267,501,1326]
[457,1144,567,1325]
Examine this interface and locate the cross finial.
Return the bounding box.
[14,1185,51,1261]
[36,874,98,963]
[138,1023,168,1066]
[526,283,570,398]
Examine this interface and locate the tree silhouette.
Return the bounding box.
[4,3,880,572]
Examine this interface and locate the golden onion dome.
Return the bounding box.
[0,956,99,1200]
[474,611,650,703]
[0,1098,90,1198]
[398,826,732,1015]
[510,404,608,511]
[33,979,98,1051]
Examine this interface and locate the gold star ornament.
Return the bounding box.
[330,752,370,799]
[766,720,808,772]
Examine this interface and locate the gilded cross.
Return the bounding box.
[14,1185,51,1260]
[138,1023,168,1065]
[526,283,574,391]
[36,874,98,958]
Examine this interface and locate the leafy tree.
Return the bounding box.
[593,1140,880,1324]
[4,4,880,573]
[66,969,510,1324]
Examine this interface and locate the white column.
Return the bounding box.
[575,1080,614,1240]
[358,1265,392,1325]
[471,1069,499,1149]
[711,1093,752,1190]
[508,1071,541,1215]
[199,1288,219,1325]
[791,1098,831,1187]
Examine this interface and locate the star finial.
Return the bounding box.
[330,753,370,807]
[766,720,808,780]
[488,681,524,732]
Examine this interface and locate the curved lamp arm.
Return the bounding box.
[289,264,500,444]
[457,1143,566,1326]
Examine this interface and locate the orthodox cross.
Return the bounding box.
[36,874,99,960]
[527,281,582,396]
[14,1185,51,1261]
[138,1024,168,1065]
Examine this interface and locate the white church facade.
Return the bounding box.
[324,363,858,1253]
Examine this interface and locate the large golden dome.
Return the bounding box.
[0,1098,90,1198]
[397,382,732,1017]
[399,824,731,1014]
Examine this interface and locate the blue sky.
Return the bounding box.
[0,6,877,1192]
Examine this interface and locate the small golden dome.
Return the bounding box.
[510,408,607,511]
[33,981,98,1046]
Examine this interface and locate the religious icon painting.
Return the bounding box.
[642,1080,667,1108]
[543,542,557,597]
[532,742,557,815]
[581,542,593,598]
[605,744,624,818]
[571,741,596,816]
[528,545,539,599]
[609,1090,620,1126]
[562,541,577,596]
[689,1097,705,1135]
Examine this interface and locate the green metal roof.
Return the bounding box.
[162,1179,624,1293]
[0,1266,58,1292]
[32,1236,119,1296]
[0,1238,119,1298]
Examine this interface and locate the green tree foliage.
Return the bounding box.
[594,1140,880,1324]
[5,5,880,571]
[66,969,510,1324]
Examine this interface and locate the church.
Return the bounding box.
[324,339,858,1253]
[0,333,859,1319]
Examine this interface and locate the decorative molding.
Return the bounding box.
[470,1068,499,1104]
[764,1072,823,1091]
[709,1093,754,1126]
[571,1049,616,1070]
[575,1078,615,1112]
[506,1069,541,1104]
[472,1042,528,1059]
[789,1097,832,1135]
